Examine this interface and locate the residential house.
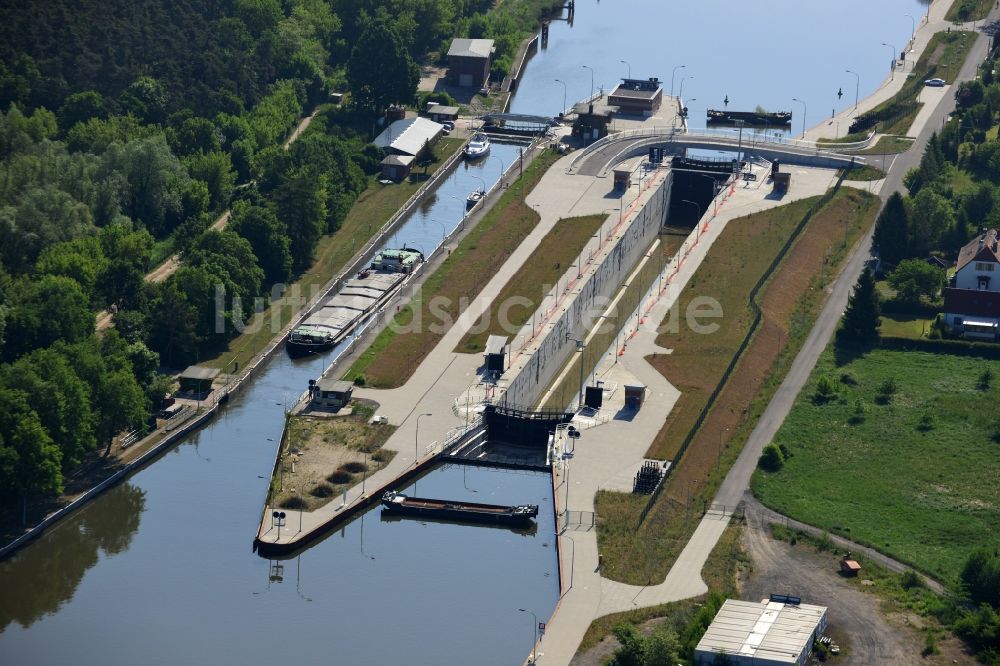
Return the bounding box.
[447,38,495,89]
[943,228,1000,339]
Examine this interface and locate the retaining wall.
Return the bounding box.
[502,171,672,408]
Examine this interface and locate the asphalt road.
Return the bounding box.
[713,18,997,513]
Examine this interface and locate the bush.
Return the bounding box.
[758,444,785,472]
[917,413,936,432]
[922,631,939,656]
[280,496,308,509]
[979,368,994,390]
[875,377,898,404]
[371,449,390,462]
[340,461,368,474]
[812,376,837,404]
[848,399,867,425]
[310,483,335,498]
[327,470,352,484]
[901,569,924,590]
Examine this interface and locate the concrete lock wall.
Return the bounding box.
[502,170,672,408]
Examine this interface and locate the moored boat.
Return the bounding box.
[466,189,485,208]
[706,109,792,126]
[380,490,538,527]
[464,132,491,159]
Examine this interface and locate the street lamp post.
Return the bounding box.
[881,42,897,81]
[582,64,594,102]
[556,531,576,593]
[518,608,539,664]
[791,97,807,138]
[734,118,745,167]
[904,13,915,48]
[567,336,586,410]
[670,64,686,97]
[681,200,702,236]
[620,59,631,79]
[679,75,693,101]
[414,413,432,467]
[554,78,567,115]
[845,69,860,110]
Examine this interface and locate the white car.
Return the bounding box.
[924,78,946,87]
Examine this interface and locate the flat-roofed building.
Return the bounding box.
[694,599,828,666]
[609,77,663,116]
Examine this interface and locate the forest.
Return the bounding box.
[0,0,560,506]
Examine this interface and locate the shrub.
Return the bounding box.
[353,375,366,386]
[341,461,368,474]
[280,496,308,510]
[327,470,352,484]
[371,449,390,462]
[758,444,785,472]
[840,372,857,386]
[812,376,837,404]
[917,413,936,432]
[979,368,994,390]
[848,399,867,425]
[310,483,335,498]
[900,570,924,590]
[816,532,834,552]
[922,630,939,656]
[875,377,898,404]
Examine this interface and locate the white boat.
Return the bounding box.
[466,189,486,208]
[464,133,490,159]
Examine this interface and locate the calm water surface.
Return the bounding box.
[0,1,938,663]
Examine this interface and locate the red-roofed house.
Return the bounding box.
[944,229,1000,339]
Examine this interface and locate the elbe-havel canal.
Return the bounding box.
[0,1,930,664]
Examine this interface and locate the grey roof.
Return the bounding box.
[695,599,827,664]
[373,117,443,157]
[485,335,508,356]
[447,38,495,59]
[381,154,415,166]
[179,366,220,381]
[317,378,354,393]
[427,104,460,116]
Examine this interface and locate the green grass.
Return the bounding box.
[752,348,1000,586]
[202,139,464,370]
[839,165,886,181]
[344,149,561,387]
[946,0,993,22]
[880,314,933,339]
[854,135,915,155]
[456,214,606,353]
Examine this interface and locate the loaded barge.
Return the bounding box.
[707,108,792,126]
[286,247,423,356]
[380,491,539,527]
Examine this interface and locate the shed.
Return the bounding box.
[613,168,632,190]
[447,38,495,89]
[426,104,460,122]
[373,117,444,157]
[624,384,646,410]
[772,171,791,193]
[311,378,354,409]
[572,102,614,141]
[178,366,220,394]
[484,334,508,377]
[381,153,415,181]
[840,554,861,576]
[694,598,828,666]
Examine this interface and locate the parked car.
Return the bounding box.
[441,121,455,131]
[924,78,946,87]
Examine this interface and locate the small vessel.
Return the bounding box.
[286,248,424,356]
[706,109,792,126]
[464,132,491,159]
[380,491,539,527]
[466,189,486,208]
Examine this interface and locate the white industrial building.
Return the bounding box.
[693,599,828,666]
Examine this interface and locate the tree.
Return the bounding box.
[57,90,106,133]
[3,275,94,361]
[35,236,107,295]
[907,189,955,258]
[416,138,435,173]
[838,268,881,345]
[184,150,236,210]
[274,167,327,272]
[102,134,190,236]
[118,76,169,125]
[962,548,1000,608]
[873,192,910,266]
[888,259,945,305]
[758,444,785,472]
[347,19,419,111]
[0,387,63,502]
[230,202,292,284]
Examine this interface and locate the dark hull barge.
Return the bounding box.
[380,491,538,527]
[706,109,792,126]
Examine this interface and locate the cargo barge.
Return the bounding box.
[706,109,792,126]
[380,491,539,527]
[286,247,423,356]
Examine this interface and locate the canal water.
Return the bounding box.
[1,1,936,664]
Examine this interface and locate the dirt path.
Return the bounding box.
[742,517,925,665]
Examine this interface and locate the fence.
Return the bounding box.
[637,166,851,525]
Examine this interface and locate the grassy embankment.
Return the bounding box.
[344,149,561,388]
[946,0,994,22]
[821,31,973,145]
[576,523,750,656]
[594,187,881,585]
[753,347,1000,586]
[203,138,465,371]
[456,214,607,353]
